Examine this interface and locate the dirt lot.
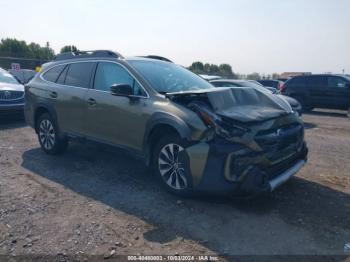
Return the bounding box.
[0,109,349,260]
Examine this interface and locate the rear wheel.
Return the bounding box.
[153,134,193,196]
[37,113,68,155]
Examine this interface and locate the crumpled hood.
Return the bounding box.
[0,82,24,92]
[167,87,293,123]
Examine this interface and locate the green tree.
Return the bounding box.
[0,38,54,60]
[218,63,234,78]
[188,61,204,74]
[203,63,211,74]
[0,38,29,57]
[208,64,219,75]
[60,45,79,54]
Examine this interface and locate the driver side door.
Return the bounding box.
[84,62,149,151]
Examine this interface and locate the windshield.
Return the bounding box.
[0,71,19,84]
[129,60,214,93]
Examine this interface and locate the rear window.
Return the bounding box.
[65,62,95,88]
[42,65,66,83]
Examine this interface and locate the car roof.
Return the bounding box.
[42,55,174,71]
[293,74,348,78]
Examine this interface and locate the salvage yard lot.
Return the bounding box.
[0,110,349,258]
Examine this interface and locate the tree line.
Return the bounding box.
[188,61,235,78]
[0,38,281,80]
[0,38,80,60]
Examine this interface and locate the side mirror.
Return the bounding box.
[110,84,133,96]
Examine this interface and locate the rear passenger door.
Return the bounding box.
[54,62,96,134]
[307,76,330,107]
[326,76,350,110]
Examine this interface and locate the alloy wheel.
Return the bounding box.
[39,119,55,150]
[158,143,188,190]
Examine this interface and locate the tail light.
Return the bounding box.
[279,83,286,92]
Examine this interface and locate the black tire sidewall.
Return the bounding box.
[152,135,193,196]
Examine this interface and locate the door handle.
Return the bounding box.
[87,98,97,106]
[50,91,58,98]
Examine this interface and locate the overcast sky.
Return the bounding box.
[0,0,349,74]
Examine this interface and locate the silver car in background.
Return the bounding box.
[0,68,25,117]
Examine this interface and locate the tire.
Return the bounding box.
[152,134,193,197]
[292,95,312,112]
[36,113,68,155]
[348,107,350,119]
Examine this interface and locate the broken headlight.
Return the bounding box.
[195,106,248,138]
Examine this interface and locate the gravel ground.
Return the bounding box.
[0,109,349,260]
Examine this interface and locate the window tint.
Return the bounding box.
[42,65,66,83]
[65,62,95,88]
[260,80,272,86]
[308,76,327,86]
[215,82,239,87]
[289,77,306,85]
[94,62,147,96]
[328,76,347,88]
[211,81,223,87]
[56,65,68,85]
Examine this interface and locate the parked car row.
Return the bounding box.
[204,74,350,115]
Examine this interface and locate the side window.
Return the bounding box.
[94,62,147,96]
[290,77,305,85]
[328,76,347,89]
[65,62,95,88]
[212,82,238,87]
[42,65,66,83]
[211,82,223,87]
[223,83,239,87]
[308,76,327,86]
[56,65,68,85]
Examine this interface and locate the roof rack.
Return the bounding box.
[140,55,173,63]
[54,50,123,61]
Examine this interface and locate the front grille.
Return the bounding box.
[0,90,24,101]
[255,124,303,155]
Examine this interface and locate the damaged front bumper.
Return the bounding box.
[184,138,308,196]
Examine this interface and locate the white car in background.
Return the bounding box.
[0,68,25,117]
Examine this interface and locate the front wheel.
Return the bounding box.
[153,135,193,196]
[37,113,68,155]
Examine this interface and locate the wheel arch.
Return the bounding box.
[143,112,192,166]
[33,103,58,133]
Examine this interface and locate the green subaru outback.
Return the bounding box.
[25,50,308,196]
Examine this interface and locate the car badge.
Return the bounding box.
[4,91,11,99]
